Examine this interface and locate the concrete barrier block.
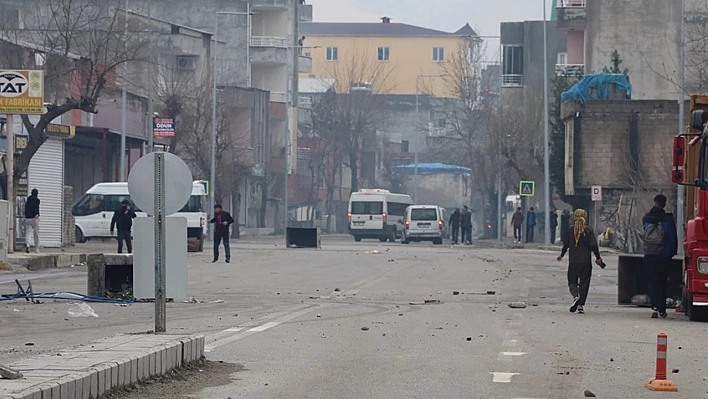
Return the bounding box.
[88,370,98,398]
[80,373,91,399]
[176,343,183,368]
[160,348,167,374]
[58,376,74,399]
[72,375,83,399]
[38,382,60,399]
[129,356,138,385]
[196,335,205,359]
[148,351,156,377]
[137,355,147,381]
[95,366,108,398]
[117,360,128,388]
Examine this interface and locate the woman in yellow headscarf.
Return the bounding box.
[557,209,604,314]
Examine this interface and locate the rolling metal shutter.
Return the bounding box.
[28,138,64,248]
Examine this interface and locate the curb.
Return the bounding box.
[8,253,92,271]
[0,334,205,399]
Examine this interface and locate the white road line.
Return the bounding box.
[224,327,243,332]
[205,306,317,352]
[500,352,527,357]
[497,351,527,362]
[490,372,519,383]
[248,321,281,332]
[502,339,518,347]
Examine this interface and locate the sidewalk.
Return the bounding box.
[0,334,205,399]
[3,242,116,272]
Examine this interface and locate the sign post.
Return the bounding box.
[153,153,166,332]
[1,70,44,253]
[152,117,175,138]
[591,186,603,202]
[519,181,535,197]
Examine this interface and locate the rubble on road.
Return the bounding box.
[409,299,442,305]
[508,302,528,309]
[0,364,23,379]
[584,390,596,397]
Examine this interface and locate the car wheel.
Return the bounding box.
[379,237,388,242]
[354,236,362,242]
[75,227,87,243]
[388,229,397,242]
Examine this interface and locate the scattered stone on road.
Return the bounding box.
[486,290,496,295]
[361,326,370,331]
[334,288,341,292]
[453,291,460,295]
[508,302,528,309]
[584,389,596,397]
[466,337,472,341]
[672,368,679,373]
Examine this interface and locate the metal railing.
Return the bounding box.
[555,63,585,76]
[558,0,585,7]
[270,91,287,103]
[250,36,288,48]
[502,74,523,87]
[300,48,312,57]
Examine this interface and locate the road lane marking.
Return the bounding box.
[502,339,518,347]
[490,372,519,383]
[500,352,526,356]
[224,327,243,332]
[205,306,317,352]
[498,351,527,362]
[248,321,281,332]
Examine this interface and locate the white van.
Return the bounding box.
[348,189,412,242]
[72,181,207,250]
[402,205,444,245]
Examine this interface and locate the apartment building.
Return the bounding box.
[555,0,706,99]
[300,18,479,97]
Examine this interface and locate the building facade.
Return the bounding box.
[300,18,479,97]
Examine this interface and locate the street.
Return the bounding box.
[2,237,707,398]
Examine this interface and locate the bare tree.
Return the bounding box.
[0,0,149,195]
[320,48,394,193]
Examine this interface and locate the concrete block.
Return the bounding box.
[117,359,129,388]
[58,377,74,399]
[148,351,156,377]
[129,356,138,385]
[137,355,147,381]
[110,362,119,390]
[95,366,108,398]
[88,370,98,399]
[39,382,60,399]
[80,373,91,399]
[160,348,167,374]
[73,375,83,399]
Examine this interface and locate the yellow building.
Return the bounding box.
[300,18,479,97]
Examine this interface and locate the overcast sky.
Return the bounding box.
[307,0,552,59]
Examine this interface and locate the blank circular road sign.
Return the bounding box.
[128,152,193,215]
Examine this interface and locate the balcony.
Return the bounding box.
[555,64,585,77]
[298,50,312,74]
[557,0,586,30]
[250,36,288,65]
[270,91,287,103]
[502,74,523,87]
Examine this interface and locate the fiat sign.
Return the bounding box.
[0,70,44,114]
[153,117,175,138]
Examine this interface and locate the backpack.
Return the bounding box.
[644,222,665,255]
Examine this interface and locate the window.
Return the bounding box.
[410,208,438,221]
[433,47,445,62]
[103,195,141,213]
[557,52,568,65]
[351,201,383,215]
[377,46,390,62]
[176,55,198,70]
[72,194,104,217]
[179,195,205,213]
[326,46,338,61]
[387,202,409,217]
[503,45,524,75]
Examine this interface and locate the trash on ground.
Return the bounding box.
[0,365,23,380]
[68,302,99,318]
[453,291,460,295]
[409,299,442,305]
[364,250,381,255]
[209,299,225,304]
[334,288,341,292]
[487,290,496,295]
[631,294,651,306]
[13,309,19,312]
[24,342,34,346]
[184,297,204,303]
[466,337,472,341]
[508,302,528,309]
[584,390,596,397]
[672,368,679,373]
[361,326,370,331]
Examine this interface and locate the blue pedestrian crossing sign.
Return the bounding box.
[519,181,535,197]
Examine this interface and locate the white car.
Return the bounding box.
[402,205,444,245]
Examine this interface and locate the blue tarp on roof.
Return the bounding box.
[561,73,632,104]
[393,163,472,175]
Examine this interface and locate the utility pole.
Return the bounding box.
[146,2,153,154]
[677,0,686,254]
[542,0,551,245]
[119,0,128,182]
[6,115,14,254]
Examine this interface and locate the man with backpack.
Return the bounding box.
[642,194,678,319]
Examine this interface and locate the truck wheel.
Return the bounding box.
[354,236,362,242]
[687,294,708,322]
[75,227,87,243]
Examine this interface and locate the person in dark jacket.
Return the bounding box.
[550,209,559,244]
[110,199,137,254]
[460,206,473,245]
[557,209,604,314]
[511,207,523,243]
[560,210,571,245]
[642,194,678,318]
[209,204,234,263]
[526,207,536,243]
[449,208,461,244]
[24,188,40,253]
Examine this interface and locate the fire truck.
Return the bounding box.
[671,95,708,321]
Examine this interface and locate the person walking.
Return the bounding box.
[550,208,559,244]
[642,194,678,319]
[210,204,234,263]
[560,210,571,244]
[460,206,473,245]
[110,199,137,254]
[24,188,40,253]
[449,208,461,244]
[557,209,604,314]
[526,207,536,243]
[511,207,523,244]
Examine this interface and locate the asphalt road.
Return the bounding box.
[2,237,708,398]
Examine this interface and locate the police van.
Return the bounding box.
[72,181,207,251]
[347,189,413,242]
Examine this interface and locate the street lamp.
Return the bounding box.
[210,8,252,240]
[414,74,445,203]
[542,0,551,245]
